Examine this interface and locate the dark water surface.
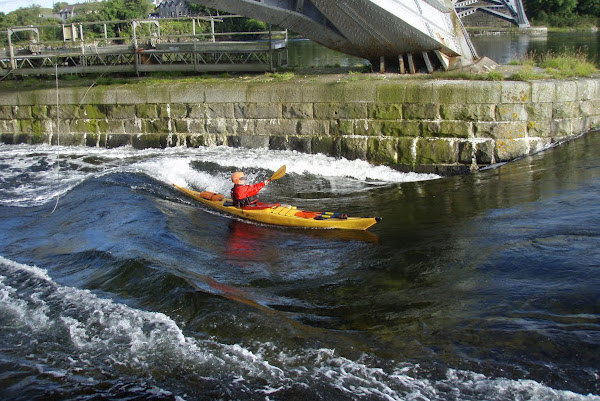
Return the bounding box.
[0,131,599,400]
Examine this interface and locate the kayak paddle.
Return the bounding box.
[269,165,286,181]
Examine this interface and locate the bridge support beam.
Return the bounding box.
[190,0,479,71]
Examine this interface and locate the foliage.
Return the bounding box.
[523,0,600,27]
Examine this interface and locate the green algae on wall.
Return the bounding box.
[1,76,599,174]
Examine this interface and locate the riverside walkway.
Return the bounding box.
[1,16,288,78]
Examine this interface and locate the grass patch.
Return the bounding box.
[512,49,597,79]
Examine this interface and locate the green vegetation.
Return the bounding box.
[524,0,599,28]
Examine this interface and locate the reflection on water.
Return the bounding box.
[471,31,600,64]
[288,31,600,67]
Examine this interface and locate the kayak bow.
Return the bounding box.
[173,184,381,230]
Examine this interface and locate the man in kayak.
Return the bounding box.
[231,171,270,208]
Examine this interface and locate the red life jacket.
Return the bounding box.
[231,181,266,207]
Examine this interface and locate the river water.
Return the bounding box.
[1,131,599,400]
[1,31,600,401]
[288,31,600,67]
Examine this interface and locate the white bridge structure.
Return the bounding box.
[191,0,481,72]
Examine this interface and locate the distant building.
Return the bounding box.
[157,0,195,18]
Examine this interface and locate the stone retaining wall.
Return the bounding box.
[1,76,599,174]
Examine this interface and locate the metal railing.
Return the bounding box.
[0,16,288,77]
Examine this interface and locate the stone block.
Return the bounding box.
[301,82,345,103]
[475,140,494,165]
[494,138,529,162]
[255,119,293,136]
[32,105,48,120]
[403,103,439,120]
[440,104,495,121]
[341,136,368,160]
[500,81,531,103]
[404,81,436,103]
[526,103,552,120]
[415,138,457,165]
[205,83,246,103]
[553,102,580,119]
[235,119,255,135]
[188,133,209,147]
[70,119,99,134]
[0,91,19,106]
[235,103,280,119]
[107,134,132,148]
[57,132,84,146]
[49,105,80,120]
[366,137,397,164]
[108,104,136,119]
[123,119,142,134]
[330,119,354,136]
[0,106,14,119]
[376,82,407,103]
[465,81,502,104]
[187,120,206,135]
[188,104,206,119]
[239,135,269,149]
[580,99,600,117]
[80,104,107,119]
[458,140,474,165]
[526,120,552,137]
[275,83,305,103]
[282,103,313,119]
[136,104,159,119]
[474,121,527,140]
[435,80,469,104]
[205,103,234,119]
[145,84,170,104]
[531,81,555,103]
[529,137,553,153]
[496,104,528,121]
[554,80,578,102]
[368,104,402,120]
[287,136,313,153]
[169,83,205,104]
[206,118,232,135]
[247,84,280,103]
[298,120,329,136]
[422,121,472,138]
[313,103,367,119]
[170,104,188,119]
[0,119,17,134]
[115,86,147,104]
[132,133,168,149]
[311,136,339,156]
[344,81,377,103]
[15,106,32,119]
[396,137,415,165]
[173,119,190,133]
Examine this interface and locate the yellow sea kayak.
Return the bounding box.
[173,184,380,230]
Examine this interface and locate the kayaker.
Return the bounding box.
[231,171,270,207]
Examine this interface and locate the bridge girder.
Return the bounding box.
[189,0,478,70]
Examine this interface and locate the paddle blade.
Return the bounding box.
[270,165,286,181]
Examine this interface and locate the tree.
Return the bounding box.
[99,0,154,21]
[576,0,600,16]
[523,0,578,19]
[53,2,69,12]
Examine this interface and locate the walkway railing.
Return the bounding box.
[0,16,288,77]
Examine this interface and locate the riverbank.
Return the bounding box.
[1,73,599,174]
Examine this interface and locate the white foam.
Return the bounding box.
[2,255,596,400]
[0,144,439,207]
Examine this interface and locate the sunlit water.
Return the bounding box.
[0,132,599,400]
